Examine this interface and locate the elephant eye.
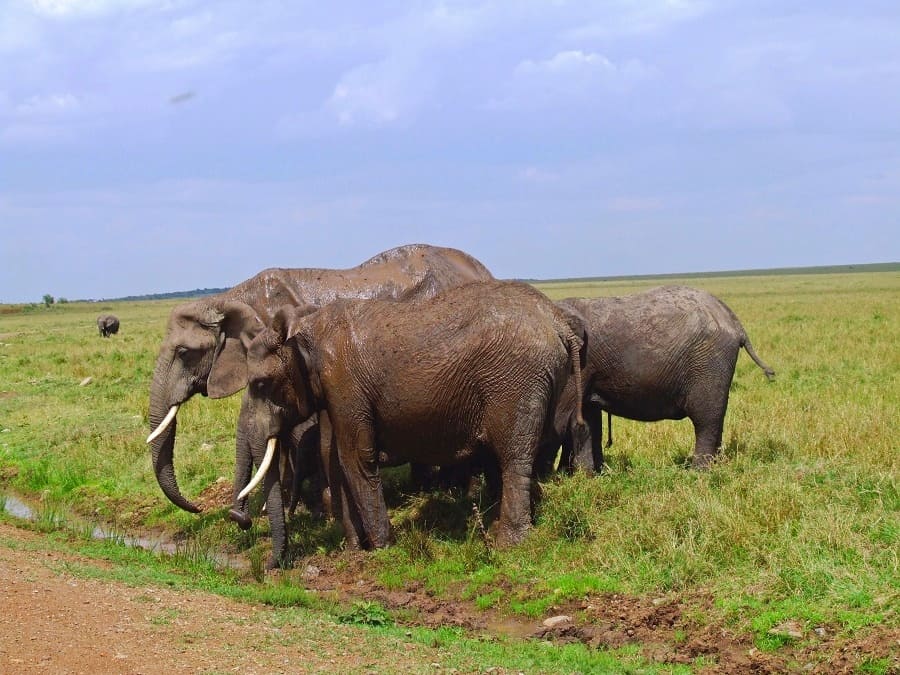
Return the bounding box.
[176,345,205,361]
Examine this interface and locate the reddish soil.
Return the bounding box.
[298,553,898,674]
[0,521,482,674]
[3,480,897,674]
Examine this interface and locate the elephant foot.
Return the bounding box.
[491,519,529,549]
[266,555,287,571]
[691,453,717,470]
[227,508,253,531]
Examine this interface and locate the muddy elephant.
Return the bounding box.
[236,280,586,563]
[146,244,494,517]
[97,314,119,338]
[543,285,775,473]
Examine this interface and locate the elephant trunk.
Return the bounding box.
[148,359,201,513]
[228,393,255,529]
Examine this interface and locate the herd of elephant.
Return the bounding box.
[144,244,775,568]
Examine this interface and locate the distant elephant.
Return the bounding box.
[542,285,775,473]
[97,314,119,338]
[235,280,585,563]
[146,244,494,519]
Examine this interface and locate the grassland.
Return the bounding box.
[1,269,897,672]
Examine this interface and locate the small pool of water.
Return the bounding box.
[2,492,247,570]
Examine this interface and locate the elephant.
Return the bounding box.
[97,314,119,338]
[235,280,586,562]
[542,285,775,473]
[146,244,494,519]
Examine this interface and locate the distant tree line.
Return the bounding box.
[103,288,228,302]
[37,288,229,304]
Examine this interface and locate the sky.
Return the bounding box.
[1,0,899,302]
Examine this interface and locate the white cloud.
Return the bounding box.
[490,49,656,110]
[326,57,433,127]
[565,0,710,39]
[16,92,80,116]
[0,91,85,146]
[517,49,615,75]
[28,0,166,18]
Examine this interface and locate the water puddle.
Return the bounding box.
[485,616,538,640]
[3,494,34,520]
[2,493,247,571]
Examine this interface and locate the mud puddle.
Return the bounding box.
[2,492,247,571]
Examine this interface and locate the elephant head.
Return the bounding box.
[235,307,321,503]
[147,298,264,512]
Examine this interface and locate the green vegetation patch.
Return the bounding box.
[2,270,898,671]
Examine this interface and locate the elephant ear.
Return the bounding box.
[206,301,265,399]
[271,304,318,343]
[291,326,324,408]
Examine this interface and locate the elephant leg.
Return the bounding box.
[286,421,317,518]
[689,399,729,470]
[688,378,732,469]
[691,417,724,469]
[333,419,391,548]
[334,469,367,550]
[493,391,547,546]
[409,462,436,492]
[316,412,363,547]
[262,461,288,569]
[534,434,561,480]
[317,412,336,520]
[288,450,303,518]
[588,404,606,472]
[494,455,534,547]
[228,397,254,530]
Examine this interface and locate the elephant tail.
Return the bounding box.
[566,332,585,426]
[741,334,775,380]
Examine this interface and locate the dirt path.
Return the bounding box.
[2,519,896,674]
[0,521,473,674]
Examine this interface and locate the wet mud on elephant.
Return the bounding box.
[146,244,494,522]
[543,285,775,474]
[237,280,586,562]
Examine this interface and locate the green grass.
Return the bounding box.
[1,511,671,673]
[1,270,898,670]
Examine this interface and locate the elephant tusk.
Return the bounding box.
[237,437,277,501]
[147,405,179,444]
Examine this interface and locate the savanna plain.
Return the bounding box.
[0,269,897,674]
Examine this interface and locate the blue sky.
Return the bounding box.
[1,0,898,302]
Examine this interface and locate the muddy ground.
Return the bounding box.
[2,484,897,674]
[299,551,898,674]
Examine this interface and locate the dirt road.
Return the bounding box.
[0,521,468,674]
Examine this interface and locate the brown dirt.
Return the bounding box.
[195,480,898,674]
[4,484,897,675]
[0,522,473,674]
[292,552,898,674]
